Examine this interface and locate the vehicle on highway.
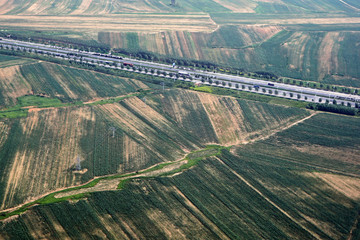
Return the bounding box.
[268,83,275,86]
[178,70,191,78]
[123,62,134,67]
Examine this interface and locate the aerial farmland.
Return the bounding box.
[0,0,359,239]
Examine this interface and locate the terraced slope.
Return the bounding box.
[1,113,359,240]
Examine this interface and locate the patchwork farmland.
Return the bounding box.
[0,54,359,239]
[99,25,360,87]
[0,111,359,239]
[0,89,311,210]
[0,0,359,86]
[0,0,360,239]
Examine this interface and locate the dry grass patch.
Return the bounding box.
[197,93,247,145]
[305,172,360,200]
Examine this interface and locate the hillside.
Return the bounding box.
[0,1,360,239]
[0,56,150,107]
[99,21,360,87]
[0,90,311,210]
[0,112,359,239]
[1,1,360,86]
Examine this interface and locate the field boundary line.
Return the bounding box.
[338,0,360,11]
[209,14,220,32]
[215,157,321,239]
[170,185,231,240]
[243,112,318,145]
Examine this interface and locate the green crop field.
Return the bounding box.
[0,113,359,239]
[99,25,360,87]
[0,74,311,211]
[0,60,150,107]
[0,62,359,239]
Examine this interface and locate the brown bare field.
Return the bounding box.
[0,107,95,210]
[0,14,217,33]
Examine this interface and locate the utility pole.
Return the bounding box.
[109,127,116,138]
[75,156,81,171]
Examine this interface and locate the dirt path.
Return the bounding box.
[170,185,231,240]
[215,157,321,239]
[243,112,317,145]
